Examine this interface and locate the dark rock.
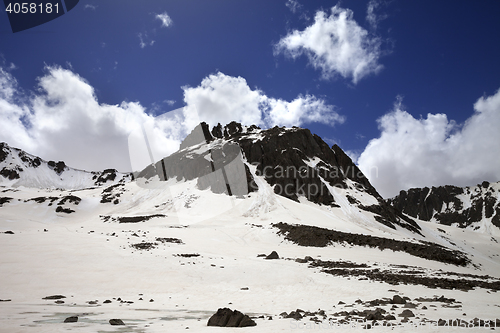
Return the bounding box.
[273,222,469,266]
[0,167,21,180]
[0,197,13,207]
[3,230,14,234]
[207,308,256,327]
[389,182,500,230]
[47,161,66,174]
[0,299,12,302]
[398,310,414,317]
[385,315,396,320]
[117,214,166,223]
[64,316,78,323]
[392,295,406,305]
[55,206,75,214]
[286,310,303,320]
[103,299,112,303]
[109,319,125,325]
[156,237,183,244]
[55,300,64,304]
[42,295,66,300]
[265,251,279,259]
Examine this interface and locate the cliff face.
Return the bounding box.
[0,142,132,189]
[388,181,500,231]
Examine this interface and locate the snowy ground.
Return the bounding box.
[1,178,499,332]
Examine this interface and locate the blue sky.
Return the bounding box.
[1,0,500,197]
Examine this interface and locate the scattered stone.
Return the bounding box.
[0,299,11,302]
[109,319,125,325]
[64,316,78,323]
[286,310,304,320]
[175,253,200,258]
[265,251,279,259]
[103,300,112,303]
[149,299,154,302]
[392,295,406,304]
[156,237,183,244]
[338,301,345,305]
[55,300,64,304]
[42,295,66,300]
[398,309,415,317]
[3,231,14,234]
[207,308,256,327]
[403,302,417,308]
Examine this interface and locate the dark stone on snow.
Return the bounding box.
[55,206,75,214]
[398,309,415,317]
[265,251,279,259]
[109,319,125,325]
[3,230,14,234]
[43,295,66,300]
[207,308,256,327]
[273,222,469,266]
[64,316,78,323]
[47,161,66,174]
[388,182,500,230]
[0,197,13,207]
[0,167,21,180]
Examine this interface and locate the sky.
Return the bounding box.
[1,0,500,198]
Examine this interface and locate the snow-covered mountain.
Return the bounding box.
[0,142,132,190]
[1,123,499,332]
[388,181,500,234]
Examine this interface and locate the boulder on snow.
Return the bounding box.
[207,308,256,327]
[109,318,125,325]
[392,295,406,304]
[265,251,279,259]
[64,316,78,323]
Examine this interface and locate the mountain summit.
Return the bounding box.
[137,121,421,234]
[0,142,132,190]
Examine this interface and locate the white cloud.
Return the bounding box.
[0,65,181,172]
[138,32,155,48]
[156,12,173,28]
[0,66,343,173]
[286,0,302,13]
[358,91,500,198]
[275,5,383,84]
[182,72,344,130]
[84,4,97,10]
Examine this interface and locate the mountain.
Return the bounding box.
[138,122,421,234]
[0,142,132,190]
[388,181,500,234]
[1,122,499,331]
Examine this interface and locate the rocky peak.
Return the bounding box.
[388,181,500,232]
[138,122,421,234]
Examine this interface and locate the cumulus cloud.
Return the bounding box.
[156,12,173,28]
[358,91,500,198]
[275,5,383,84]
[0,65,181,172]
[366,0,387,30]
[181,72,344,130]
[0,66,343,173]
[286,0,302,13]
[138,32,155,48]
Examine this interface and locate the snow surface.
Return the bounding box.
[1,175,500,332]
